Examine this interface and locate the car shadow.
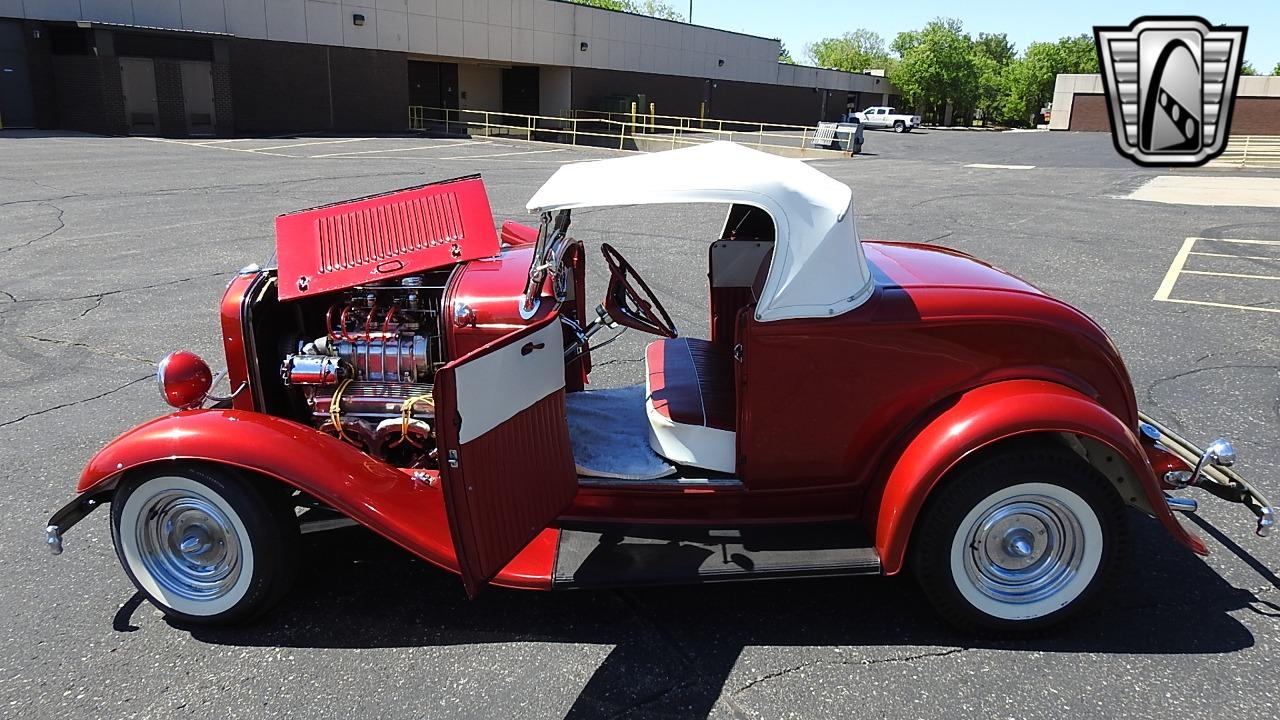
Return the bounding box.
[139,511,1271,718]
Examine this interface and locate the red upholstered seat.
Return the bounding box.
[645,337,736,432]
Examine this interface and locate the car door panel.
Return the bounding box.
[434,315,578,596]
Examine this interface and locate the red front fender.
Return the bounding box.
[869,380,1205,575]
[79,409,462,573]
[77,409,559,589]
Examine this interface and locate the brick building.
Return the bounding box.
[0,0,900,136]
[1049,73,1280,135]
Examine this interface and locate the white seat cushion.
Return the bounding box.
[644,338,737,473]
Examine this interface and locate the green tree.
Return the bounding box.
[806,29,892,72]
[1273,61,1280,75]
[567,0,683,21]
[974,32,1015,66]
[891,30,921,58]
[997,34,1098,125]
[630,0,682,20]
[570,0,628,10]
[887,18,980,124]
[1241,60,1258,75]
[973,33,1015,123]
[778,41,794,64]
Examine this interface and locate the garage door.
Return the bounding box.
[1068,94,1111,132]
[0,21,36,128]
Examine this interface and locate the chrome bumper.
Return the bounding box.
[44,492,106,555]
[1141,412,1275,538]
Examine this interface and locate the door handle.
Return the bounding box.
[520,342,545,356]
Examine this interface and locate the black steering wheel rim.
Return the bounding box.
[600,243,678,339]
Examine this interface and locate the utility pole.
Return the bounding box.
[688,1,692,23]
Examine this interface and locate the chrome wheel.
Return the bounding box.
[135,490,243,603]
[961,494,1084,605]
[947,481,1104,622]
[113,466,298,625]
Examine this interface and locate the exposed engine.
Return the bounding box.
[279,272,449,468]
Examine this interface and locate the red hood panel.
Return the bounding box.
[275,176,500,300]
[863,241,1043,295]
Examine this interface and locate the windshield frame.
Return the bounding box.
[521,209,571,318]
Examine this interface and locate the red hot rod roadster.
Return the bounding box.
[46,142,1273,634]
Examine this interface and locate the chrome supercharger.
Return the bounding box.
[278,275,445,467]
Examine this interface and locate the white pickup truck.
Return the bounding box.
[847,107,920,133]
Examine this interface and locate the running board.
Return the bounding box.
[553,521,881,589]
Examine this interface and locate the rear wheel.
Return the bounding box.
[111,463,299,625]
[910,448,1125,635]
[893,120,906,133]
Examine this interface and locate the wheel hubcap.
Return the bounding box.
[963,494,1085,605]
[135,490,242,603]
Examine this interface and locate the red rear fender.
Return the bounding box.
[869,380,1205,575]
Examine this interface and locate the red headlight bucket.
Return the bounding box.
[157,350,213,409]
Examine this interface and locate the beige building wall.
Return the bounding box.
[457,62,502,111]
[4,0,890,95]
[1048,74,1103,130]
[539,65,572,116]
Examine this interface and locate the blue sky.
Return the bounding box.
[684,1,1279,72]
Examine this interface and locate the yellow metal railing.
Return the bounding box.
[407,106,860,156]
[1208,135,1280,168]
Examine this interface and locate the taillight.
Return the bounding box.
[157,351,213,409]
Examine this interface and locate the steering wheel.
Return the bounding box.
[600,243,678,339]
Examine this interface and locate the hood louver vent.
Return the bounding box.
[275,176,500,300]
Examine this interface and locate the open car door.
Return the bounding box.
[433,314,578,596]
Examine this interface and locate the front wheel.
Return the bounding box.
[910,448,1125,635]
[893,120,906,133]
[111,463,299,625]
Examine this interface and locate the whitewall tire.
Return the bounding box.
[111,464,299,625]
[911,446,1125,634]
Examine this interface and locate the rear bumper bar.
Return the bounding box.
[1140,412,1274,538]
[45,492,107,555]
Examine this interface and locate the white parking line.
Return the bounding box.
[1183,270,1280,281]
[252,138,373,151]
[1154,298,1280,314]
[1154,236,1280,314]
[964,163,1036,169]
[136,137,293,157]
[186,138,261,145]
[1154,237,1196,302]
[1190,251,1280,261]
[1215,237,1280,245]
[435,148,567,160]
[311,140,493,158]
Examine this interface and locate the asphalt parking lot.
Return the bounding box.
[2,128,1278,719]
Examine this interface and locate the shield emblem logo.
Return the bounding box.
[1095,16,1247,166]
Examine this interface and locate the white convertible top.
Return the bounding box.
[525,142,874,322]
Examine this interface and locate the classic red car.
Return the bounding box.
[46,142,1273,634]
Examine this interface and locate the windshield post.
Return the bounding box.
[522,210,570,317]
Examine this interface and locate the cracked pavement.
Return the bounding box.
[1,130,1277,719]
